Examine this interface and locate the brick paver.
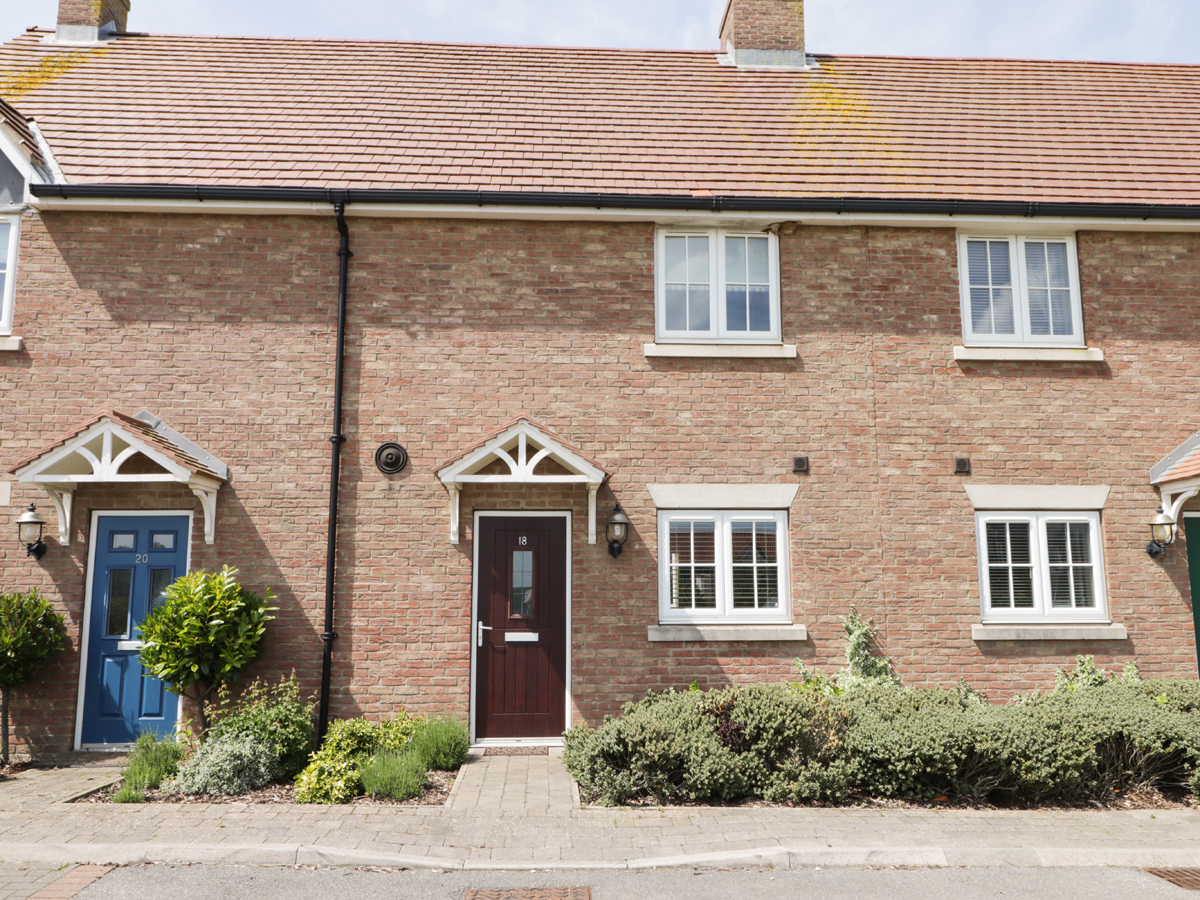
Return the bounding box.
[0,756,1198,871]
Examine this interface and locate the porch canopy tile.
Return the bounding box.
[1151,427,1200,522]
[7,408,228,545]
[435,414,610,544]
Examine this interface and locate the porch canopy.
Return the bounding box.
[7,409,228,545]
[1152,427,1200,526]
[435,414,609,544]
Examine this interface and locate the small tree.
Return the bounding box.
[0,589,66,765]
[138,566,275,737]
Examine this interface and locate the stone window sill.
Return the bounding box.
[0,336,24,352]
[644,343,798,359]
[647,624,808,642]
[954,346,1105,363]
[971,623,1127,642]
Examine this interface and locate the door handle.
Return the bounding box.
[477,622,493,647]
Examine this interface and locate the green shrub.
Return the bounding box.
[0,588,67,765]
[121,732,186,792]
[137,566,275,735]
[411,718,470,770]
[293,712,424,804]
[207,674,314,776]
[163,734,280,795]
[361,751,427,800]
[111,781,144,804]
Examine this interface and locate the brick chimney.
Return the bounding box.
[719,0,807,68]
[57,0,130,42]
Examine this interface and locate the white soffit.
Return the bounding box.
[963,484,1110,511]
[648,484,800,509]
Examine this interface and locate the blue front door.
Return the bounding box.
[80,515,188,745]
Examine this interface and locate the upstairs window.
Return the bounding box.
[958,235,1084,347]
[658,510,790,624]
[656,229,780,343]
[0,215,17,336]
[975,511,1108,623]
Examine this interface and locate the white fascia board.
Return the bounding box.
[963,484,1110,511]
[26,195,1200,233]
[26,121,66,186]
[648,483,800,509]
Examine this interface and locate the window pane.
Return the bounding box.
[726,285,747,331]
[665,236,687,282]
[732,567,755,608]
[1012,567,1035,607]
[149,568,173,610]
[731,521,754,562]
[669,521,716,610]
[1025,241,1047,288]
[991,288,1015,334]
[1028,289,1050,335]
[1046,522,1068,564]
[989,242,1012,285]
[111,533,135,551]
[688,286,710,331]
[671,567,693,608]
[692,521,715,564]
[687,236,709,282]
[747,237,770,283]
[1047,242,1070,287]
[151,533,175,550]
[664,285,688,331]
[970,288,993,334]
[1073,568,1095,607]
[989,567,1011,608]
[106,569,132,637]
[756,566,779,608]
[755,521,777,562]
[967,241,990,286]
[511,549,534,616]
[1049,566,1071,607]
[1068,523,1091,563]
[1008,523,1031,564]
[693,566,717,607]
[669,522,693,564]
[748,285,771,331]
[986,523,1009,564]
[725,236,746,283]
[1051,290,1073,335]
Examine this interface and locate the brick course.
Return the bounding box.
[0,210,1196,753]
[720,0,805,53]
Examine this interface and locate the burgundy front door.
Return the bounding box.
[475,515,568,739]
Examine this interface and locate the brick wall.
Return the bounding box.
[720,0,805,53]
[1,210,1196,753]
[57,0,130,31]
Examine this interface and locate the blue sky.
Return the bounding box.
[8,0,1200,64]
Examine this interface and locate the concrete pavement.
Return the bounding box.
[0,750,1198,873]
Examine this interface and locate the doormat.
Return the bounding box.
[483,747,549,756]
[464,889,590,900]
[1147,869,1200,890]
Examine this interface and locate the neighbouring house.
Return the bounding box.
[1,0,1199,753]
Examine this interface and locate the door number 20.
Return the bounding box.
[135,554,149,563]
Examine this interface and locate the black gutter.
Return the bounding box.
[317,199,352,745]
[28,182,1200,221]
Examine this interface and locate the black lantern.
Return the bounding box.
[16,503,47,559]
[1147,505,1175,559]
[605,503,631,558]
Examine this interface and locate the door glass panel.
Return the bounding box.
[151,533,175,550]
[106,569,133,637]
[111,533,135,551]
[511,550,534,617]
[149,568,174,611]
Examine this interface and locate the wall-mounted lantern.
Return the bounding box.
[606,503,631,558]
[16,503,47,559]
[1147,505,1176,559]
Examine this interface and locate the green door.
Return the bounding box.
[1187,518,1200,679]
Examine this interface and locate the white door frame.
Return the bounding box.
[74,509,194,750]
[469,509,572,746]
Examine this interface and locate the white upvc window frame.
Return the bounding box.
[975,510,1108,624]
[0,213,19,336]
[657,509,791,625]
[957,233,1085,348]
[654,228,781,344]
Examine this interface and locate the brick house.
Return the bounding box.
[1,0,1199,752]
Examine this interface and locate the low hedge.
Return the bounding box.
[563,665,1200,807]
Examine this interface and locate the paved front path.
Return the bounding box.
[1,751,1199,871]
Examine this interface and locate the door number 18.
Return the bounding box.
[518,536,527,545]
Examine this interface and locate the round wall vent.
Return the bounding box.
[375,442,409,474]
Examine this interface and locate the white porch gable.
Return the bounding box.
[436,416,609,544]
[8,409,228,545]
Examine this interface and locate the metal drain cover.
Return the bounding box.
[465,890,590,900]
[1147,869,1200,890]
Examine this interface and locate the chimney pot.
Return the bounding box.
[720,0,807,68]
[57,0,130,42]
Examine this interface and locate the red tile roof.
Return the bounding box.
[1157,449,1200,487]
[0,94,44,171]
[434,413,611,478]
[6,408,226,481]
[3,27,1200,203]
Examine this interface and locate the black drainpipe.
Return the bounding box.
[317,199,352,744]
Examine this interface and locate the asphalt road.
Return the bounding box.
[73,863,1189,900]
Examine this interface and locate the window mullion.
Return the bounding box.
[1013,236,1029,343]
[714,230,725,339]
